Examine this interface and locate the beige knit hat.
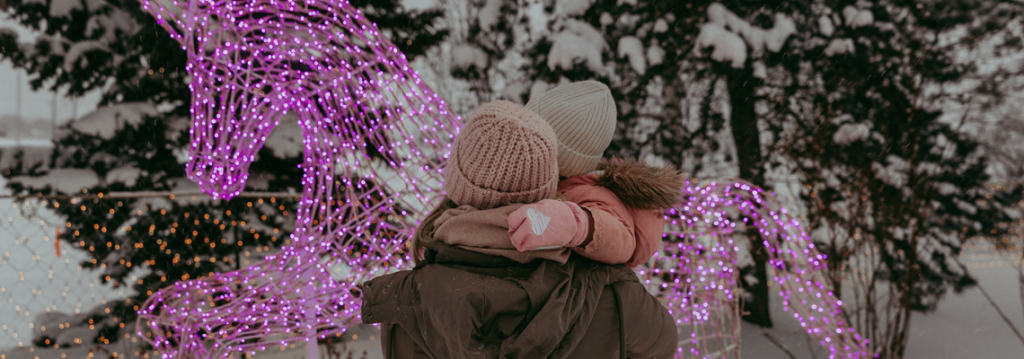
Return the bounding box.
[526,80,617,178]
[443,100,559,210]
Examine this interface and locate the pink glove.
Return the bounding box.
[508,199,589,251]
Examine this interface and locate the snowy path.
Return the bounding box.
[740,247,1024,359]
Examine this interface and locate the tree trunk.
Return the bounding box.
[726,65,772,328]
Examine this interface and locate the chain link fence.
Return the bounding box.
[0,188,383,359]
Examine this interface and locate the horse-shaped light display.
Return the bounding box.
[134,0,457,357]
[650,179,871,358]
[133,1,872,358]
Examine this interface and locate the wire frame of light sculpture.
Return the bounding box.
[639,179,874,359]
[134,0,458,357]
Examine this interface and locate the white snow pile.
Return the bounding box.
[69,102,158,140]
[833,121,871,145]
[105,166,142,187]
[63,40,110,71]
[478,0,501,30]
[843,5,874,28]
[61,7,140,71]
[264,114,304,158]
[819,15,835,36]
[164,116,191,142]
[824,38,855,56]
[48,34,65,56]
[752,60,767,78]
[695,23,747,67]
[48,0,83,18]
[653,18,669,33]
[647,42,665,66]
[9,168,100,194]
[561,0,594,16]
[451,43,488,71]
[872,155,910,188]
[83,0,105,11]
[131,196,174,212]
[30,312,98,348]
[30,301,125,347]
[617,36,646,74]
[167,177,212,205]
[0,142,53,172]
[694,2,796,68]
[548,19,608,73]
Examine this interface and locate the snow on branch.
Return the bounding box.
[69,102,159,140]
[617,36,646,74]
[451,43,488,70]
[63,40,111,71]
[694,2,796,68]
[49,0,84,18]
[10,168,100,194]
[843,5,874,28]
[824,38,856,56]
[547,19,607,73]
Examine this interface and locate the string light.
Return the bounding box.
[135,0,459,357]
[646,179,872,359]
[128,1,882,359]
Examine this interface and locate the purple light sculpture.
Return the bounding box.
[131,1,873,358]
[134,0,458,358]
[643,179,873,358]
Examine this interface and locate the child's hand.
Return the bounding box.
[508,199,589,251]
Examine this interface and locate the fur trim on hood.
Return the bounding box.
[594,158,684,210]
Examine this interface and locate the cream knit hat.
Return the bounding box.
[443,100,559,210]
[526,80,617,178]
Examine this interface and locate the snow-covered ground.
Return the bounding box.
[740,249,1024,359]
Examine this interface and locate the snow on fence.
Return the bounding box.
[0,190,315,359]
[0,196,127,352]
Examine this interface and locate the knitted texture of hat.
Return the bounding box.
[444,100,560,210]
[526,80,617,177]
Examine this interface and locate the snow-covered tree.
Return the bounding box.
[0,0,446,347]
[437,0,801,327]
[761,1,1024,357]
[437,1,1024,342]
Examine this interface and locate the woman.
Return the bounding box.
[361,100,678,358]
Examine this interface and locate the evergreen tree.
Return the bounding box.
[442,1,1024,340]
[0,0,446,346]
[449,0,798,327]
[762,1,1024,356]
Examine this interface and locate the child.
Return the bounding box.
[369,99,679,359]
[508,80,683,267]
